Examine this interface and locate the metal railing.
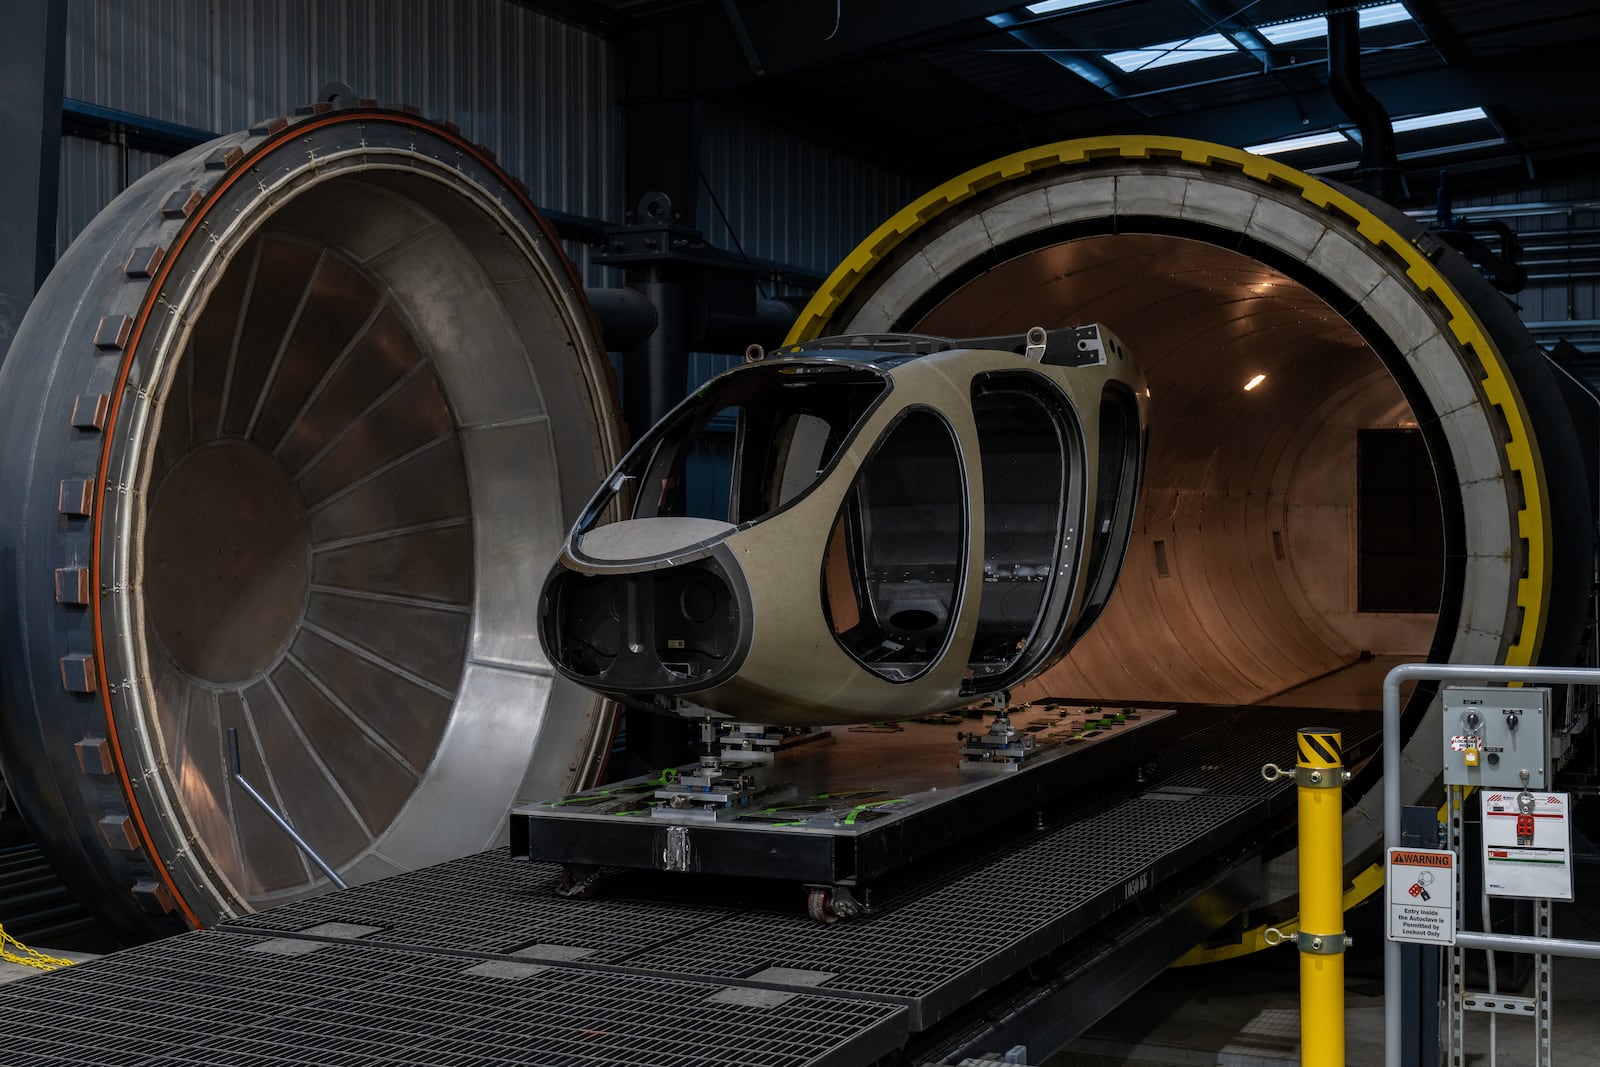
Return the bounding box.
[1382,663,1600,1067]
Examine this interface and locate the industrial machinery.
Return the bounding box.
[0,116,1591,963]
[0,107,626,939]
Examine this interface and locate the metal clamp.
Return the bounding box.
[1262,763,1350,789]
[1296,766,1350,789]
[1297,930,1352,955]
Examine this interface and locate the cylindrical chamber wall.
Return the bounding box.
[787,137,1591,859]
[912,233,1439,708]
[0,108,625,939]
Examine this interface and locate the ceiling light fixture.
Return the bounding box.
[1244,374,1267,391]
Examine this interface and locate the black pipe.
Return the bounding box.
[720,0,764,76]
[621,267,687,435]
[697,295,799,352]
[1327,7,1399,203]
[587,286,660,351]
[1433,172,1528,293]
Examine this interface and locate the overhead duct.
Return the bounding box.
[1327,6,1399,203]
[0,108,625,939]
[786,136,1590,875]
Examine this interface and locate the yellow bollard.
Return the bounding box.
[1297,727,1347,1067]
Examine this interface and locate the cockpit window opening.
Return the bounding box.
[1071,381,1142,640]
[964,373,1080,692]
[822,407,967,683]
[572,362,891,548]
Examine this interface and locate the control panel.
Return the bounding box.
[1441,686,1550,788]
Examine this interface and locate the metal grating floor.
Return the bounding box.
[223,849,740,962]
[0,929,907,1067]
[620,791,1262,1024]
[4,707,1378,1064]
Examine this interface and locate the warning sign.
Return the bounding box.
[1387,848,1456,946]
[1482,791,1574,901]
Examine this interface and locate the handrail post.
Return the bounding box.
[1297,726,1347,1067]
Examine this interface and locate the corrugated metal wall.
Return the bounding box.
[47,3,1600,351]
[697,101,922,279]
[53,3,928,294]
[53,0,958,340]
[56,138,167,252]
[56,0,622,281]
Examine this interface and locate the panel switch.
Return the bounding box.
[1442,687,1550,788]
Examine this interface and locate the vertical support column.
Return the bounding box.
[1297,726,1348,1067]
[1446,784,1467,1065]
[0,0,67,364]
[622,265,687,435]
[1535,898,1552,1066]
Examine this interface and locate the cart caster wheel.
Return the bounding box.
[805,885,868,923]
[556,864,608,900]
[806,888,837,924]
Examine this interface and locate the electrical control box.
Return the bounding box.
[1441,686,1550,788]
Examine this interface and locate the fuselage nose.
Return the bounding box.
[541,547,749,699]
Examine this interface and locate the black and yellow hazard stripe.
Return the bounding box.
[1297,730,1343,770]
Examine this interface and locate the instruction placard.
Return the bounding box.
[1387,848,1456,945]
[1482,791,1574,901]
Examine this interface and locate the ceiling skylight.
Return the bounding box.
[1107,1,1417,74]
[1243,107,1492,156]
[1023,0,1113,14]
[1258,2,1413,46]
[1106,32,1238,73]
[1391,106,1489,132]
[1244,130,1352,156]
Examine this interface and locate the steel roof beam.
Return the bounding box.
[989,15,1175,116]
[1181,0,1285,71]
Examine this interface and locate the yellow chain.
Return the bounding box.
[0,924,74,972]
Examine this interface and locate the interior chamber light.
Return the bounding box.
[1244,374,1267,391]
